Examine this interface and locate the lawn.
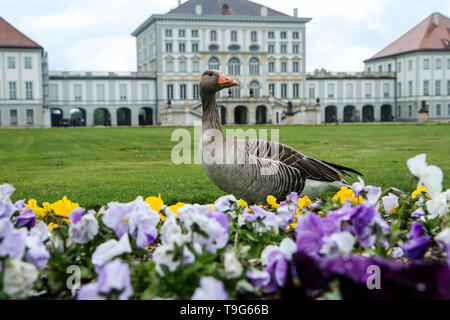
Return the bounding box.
[0,123,449,209]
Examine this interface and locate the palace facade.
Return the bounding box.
[0,1,449,128]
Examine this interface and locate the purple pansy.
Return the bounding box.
[0,184,16,219]
[0,220,27,260]
[411,208,426,219]
[401,222,431,260]
[246,268,271,288]
[69,208,99,244]
[244,206,278,233]
[13,208,36,230]
[78,259,133,300]
[191,277,228,300]
[26,235,50,269]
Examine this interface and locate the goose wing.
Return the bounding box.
[245,139,362,183]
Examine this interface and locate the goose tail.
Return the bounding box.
[321,160,363,177]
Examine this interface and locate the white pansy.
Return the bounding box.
[320,231,355,257]
[435,228,450,247]
[224,251,243,279]
[407,154,427,179]
[160,216,183,245]
[29,221,49,243]
[152,242,194,275]
[91,233,132,268]
[382,194,399,213]
[69,213,99,244]
[421,165,443,199]
[426,194,449,219]
[3,259,38,299]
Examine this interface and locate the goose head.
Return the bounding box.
[200,70,239,95]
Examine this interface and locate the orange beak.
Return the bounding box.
[218,73,239,87]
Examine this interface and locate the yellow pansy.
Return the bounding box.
[298,196,312,209]
[145,194,164,212]
[169,202,186,218]
[266,195,280,209]
[50,196,80,218]
[332,186,363,205]
[411,185,429,199]
[47,222,59,232]
[25,199,51,218]
[238,199,248,208]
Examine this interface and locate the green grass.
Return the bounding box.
[0,124,449,209]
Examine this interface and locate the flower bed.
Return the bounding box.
[0,154,449,300]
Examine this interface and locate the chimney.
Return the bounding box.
[433,13,439,26]
[195,4,202,15]
[261,6,268,16]
[294,8,298,17]
[178,0,181,6]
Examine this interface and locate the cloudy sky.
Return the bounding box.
[1,0,449,72]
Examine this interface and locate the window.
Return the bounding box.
[141,84,149,101]
[268,62,275,73]
[192,43,199,53]
[179,61,187,72]
[178,29,185,37]
[397,61,402,72]
[397,105,401,118]
[408,60,413,71]
[408,105,412,117]
[308,84,315,99]
[293,44,299,54]
[251,31,257,42]
[423,80,429,96]
[436,104,441,116]
[268,31,274,39]
[383,83,390,97]
[9,82,16,100]
[119,84,127,101]
[231,31,237,42]
[165,29,172,37]
[293,83,299,98]
[179,43,185,53]
[167,84,174,100]
[10,110,17,125]
[49,84,58,101]
[435,58,441,70]
[328,83,335,98]
[281,62,287,73]
[192,60,200,73]
[228,58,240,76]
[448,58,450,69]
[280,31,287,39]
[398,82,402,97]
[8,57,15,69]
[250,81,260,97]
[180,84,186,100]
[435,80,441,96]
[165,43,172,53]
[388,64,392,72]
[293,31,299,39]
[210,30,217,41]
[166,60,174,72]
[281,84,287,99]
[423,59,429,70]
[365,83,372,98]
[249,58,260,75]
[408,81,413,97]
[24,57,32,69]
[447,80,450,96]
[269,83,275,96]
[230,86,240,98]
[346,83,353,98]
[281,45,287,54]
[25,81,33,100]
[448,104,450,116]
[367,67,371,73]
[26,109,34,125]
[293,62,299,73]
[193,84,199,100]
[378,65,382,72]
[74,84,82,101]
[192,30,199,37]
[208,57,220,70]
[268,44,275,54]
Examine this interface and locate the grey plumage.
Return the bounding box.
[199,70,362,204]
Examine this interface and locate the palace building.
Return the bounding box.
[0,1,449,128]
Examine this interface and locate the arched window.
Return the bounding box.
[250,81,260,97]
[208,57,220,70]
[228,58,240,76]
[249,57,260,75]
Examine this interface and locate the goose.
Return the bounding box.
[199,70,362,204]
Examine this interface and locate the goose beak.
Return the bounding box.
[218,73,239,88]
